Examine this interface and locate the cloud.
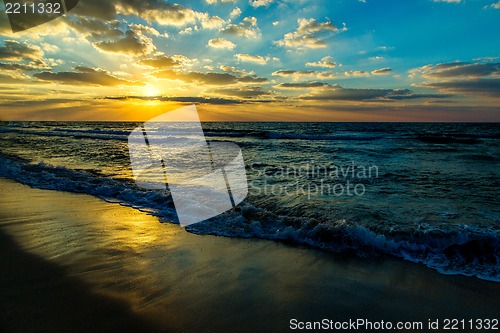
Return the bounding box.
[137,54,180,68]
[230,7,242,18]
[272,69,335,80]
[303,86,391,101]
[417,78,500,97]
[208,38,236,49]
[105,95,243,104]
[0,40,59,74]
[276,82,330,89]
[154,69,267,85]
[383,89,450,100]
[154,70,238,85]
[235,53,269,64]
[218,65,266,82]
[179,27,195,35]
[412,62,500,78]
[128,23,168,37]
[199,15,227,29]
[371,68,393,75]
[0,60,54,71]
[94,30,156,56]
[115,1,198,26]
[249,0,275,8]
[72,0,231,31]
[221,17,261,39]
[273,70,317,77]
[210,86,269,98]
[299,84,448,101]
[41,43,60,53]
[376,46,393,52]
[316,72,337,79]
[220,65,255,76]
[238,75,268,83]
[275,18,344,49]
[71,0,117,20]
[0,63,35,71]
[0,40,44,61]
[33,66,143,86]
[306,56,336,68]
[171,55,198,67]
[295,18,340,35]
[0,73,31,84]
[64,17,123,41]
[344,70,370,77]
[205,0,238,3]
[163,96,241,104]
[409,60,500,98]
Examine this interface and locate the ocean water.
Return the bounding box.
[0,121,499,281]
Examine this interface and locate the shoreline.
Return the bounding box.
[1,150,498,283]
[0,177,498,332]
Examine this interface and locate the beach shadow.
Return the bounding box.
[0,228,172,333]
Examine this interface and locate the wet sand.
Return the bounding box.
[0,177,498,332]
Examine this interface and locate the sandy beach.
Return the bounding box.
[0,177,498,332]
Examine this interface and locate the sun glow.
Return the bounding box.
[143,84,160,97]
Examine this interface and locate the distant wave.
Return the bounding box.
[264,132,383,141]
[0,127,384,142]
[1,154,498,282]
[0,127,129,141]
[417,133,500,144]
[2,125,499,145]
[418,135,480,144]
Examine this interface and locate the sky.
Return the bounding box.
[0,0,499,121]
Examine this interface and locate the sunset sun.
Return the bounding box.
[143,84,160,97]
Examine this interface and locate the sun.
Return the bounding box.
[142,84,160,97]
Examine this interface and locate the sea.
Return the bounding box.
[0,121,498,281]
